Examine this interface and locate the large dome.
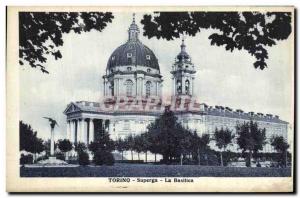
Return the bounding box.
[107,41,160,70]
[106,15,160,71]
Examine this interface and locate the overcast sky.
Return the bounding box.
[19,12,294,140]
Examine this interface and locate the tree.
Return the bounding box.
[147,122,161,163]
[43,139,57,156]
[19,12,114,73]
[214,127,235,166]
[236,121,266,167]
[191,131,210,165]
[140,133,151,163]
[88,130,115,165]
[19,121,45,162]
[57,139,73,160]
[125,134,135,161]
[141,12,292,70]
[270,136,289,167]
[74,142,87,154]
[146,107,193,164]
[133,135,144,161]
[115,138,126,161]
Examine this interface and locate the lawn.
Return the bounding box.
[20,164,292,177]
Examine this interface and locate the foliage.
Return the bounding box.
[145,107,204,163]
[20,154,33,165]
[89,131,115,165]
[43,139,57,156]
[78,151,90,166]
[270,136,290,167]
[133,134,144,160]
[124,134,135,161]
[74,142,87,154]
[55,152,65,160]
[93,150,115,166]
[115,138,126,160]
[236,120,266,167]
[19,121,45,155]
[58,139,73,153]
[89,131,115,153]
[271,136,289,152]
[19,12,114,73]
[214,127,235,166]
[141,12,292,70]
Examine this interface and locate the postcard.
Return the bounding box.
[6,6,294,192]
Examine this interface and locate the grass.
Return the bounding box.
[20,164,291,177]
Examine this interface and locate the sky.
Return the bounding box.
[19,12,294,140]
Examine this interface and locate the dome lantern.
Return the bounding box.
[128,13,140,42]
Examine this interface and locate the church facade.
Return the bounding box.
[64,16,289,159]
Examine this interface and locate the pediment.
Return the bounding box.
[63,103,81,114]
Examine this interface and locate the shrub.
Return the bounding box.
[55,152,65,161]
[20,154,33,165]
[78,151,90,166]
[36,155,48,162]
[93,150,115,166]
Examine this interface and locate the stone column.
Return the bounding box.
[67,120,71,140]
[77,119,82,143]
[142,78,145,97]
[106,120,110,132]
[83,119,88,144]
[103,81,106,96]
[80,119,86,143]
[113,78,117,96]
[70,120,75,143]
[89,119,94,143]
[172,77,176,96]
[192,77,194,96]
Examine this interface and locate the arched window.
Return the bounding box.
[176,80,182,94]
[146,81,151,97]
[125,80,133,97]
[110,82,114,96]
[185,80,190,95]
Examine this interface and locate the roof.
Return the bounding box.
[106,41,160,70]
[64,100,289,125]
[106,15,160,71]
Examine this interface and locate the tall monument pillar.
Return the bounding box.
[50,127,55,156]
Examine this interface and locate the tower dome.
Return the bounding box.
[106,14,160,71]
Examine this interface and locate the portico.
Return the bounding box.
[64,102,111,145]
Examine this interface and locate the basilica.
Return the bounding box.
[64,16,289,160]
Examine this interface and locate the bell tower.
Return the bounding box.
[171,38,196,97]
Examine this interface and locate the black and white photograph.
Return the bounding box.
[6,6,294,192]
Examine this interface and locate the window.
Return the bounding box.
[125,79,133,97]
[146,81,151,97]
[127,53,132,58]
[146,55,151,60]
[111,56,115,60]
[185,80,190,95]
[177,80,182,94]
[110,82,114,96]
[127,67,132,71]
